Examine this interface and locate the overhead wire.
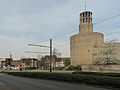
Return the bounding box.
[11,0,86,58]
[94,14,120,25]
[40,13,120,52]
[13,3,120,59]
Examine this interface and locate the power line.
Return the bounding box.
[94,14,120,25]
[95,25,120,32]
[16,25,120,58]
[54,29,120,48]
[53,14,120,41]
[13,12,120,58]
[105,31,120,36]
[25,51,49,54]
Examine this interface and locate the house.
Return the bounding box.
[0,59,5,67]
[21,58,38,67]
[56,57,70,67]
[40,55,70,68]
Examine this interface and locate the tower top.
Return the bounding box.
[79,11,93,33]
[80,11,92,24]
[80,11,92,15]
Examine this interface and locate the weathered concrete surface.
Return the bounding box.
[82,65,120,72]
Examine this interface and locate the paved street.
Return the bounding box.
[0,73,112,90]
[0,68,2,70]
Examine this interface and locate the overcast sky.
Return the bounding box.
[0,0,120,59]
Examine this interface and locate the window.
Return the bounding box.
[88,12,90,17]
[86,12,87,17]
[89,18,90,22]
[80,19,82,23]
[83,18,85,23]
[80,14,82,18]
[86,18,88,22]
[83,13,84,17]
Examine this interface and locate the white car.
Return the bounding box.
[13,67,19,70]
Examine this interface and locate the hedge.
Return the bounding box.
[72,71,120,77]
[7,72,120,88]
[54,67,64,70]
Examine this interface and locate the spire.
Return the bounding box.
[85,0,87,11]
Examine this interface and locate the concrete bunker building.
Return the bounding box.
[70,11,104,65]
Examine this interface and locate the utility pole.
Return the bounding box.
[50,39,52,72]
[28,39,53,72]
[9,52,12,70]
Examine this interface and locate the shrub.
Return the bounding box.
[72,71,120,77]
[63,59,70,67]
[39,68,48,70]
[25,67,37,70]
[54,67,64,70]
[64,65,82,71]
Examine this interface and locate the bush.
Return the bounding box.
[63,59,70,67]
[72,71,120,77]
[0,71,5,73]
[64,65,82,71]
[25,67,38,70]
[54,67,64,70]
[39,68,49,70]
[6,72,120,88]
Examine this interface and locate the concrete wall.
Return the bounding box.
[82,65,120,72]
[70,32,104,65]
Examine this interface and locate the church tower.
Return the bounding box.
[70,11,104,65]
[79,11,93,33]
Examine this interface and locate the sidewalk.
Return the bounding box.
[26,70,74,73]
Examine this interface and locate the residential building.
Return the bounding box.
[21,58,38,67]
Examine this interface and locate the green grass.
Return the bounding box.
[6,72,120,88]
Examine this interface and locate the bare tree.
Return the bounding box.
[94,39,120,65]
[53,48,62,58]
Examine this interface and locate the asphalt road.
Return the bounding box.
[0,73,112,90]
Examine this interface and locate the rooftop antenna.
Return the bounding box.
[85,0,87,11]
